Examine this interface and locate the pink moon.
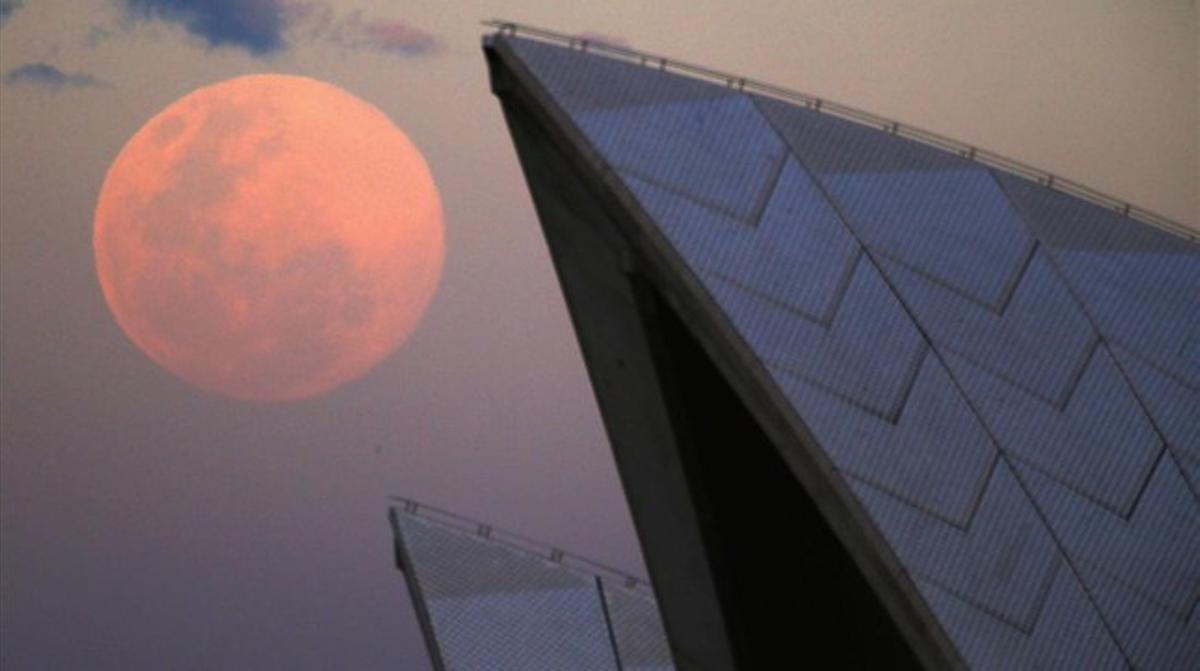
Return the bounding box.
[93,74,444,401]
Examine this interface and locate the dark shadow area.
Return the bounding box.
[486,34,943,668]
[637,282,923,669]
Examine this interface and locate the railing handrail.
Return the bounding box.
[390,495,654,593]
[483,19,1197,242]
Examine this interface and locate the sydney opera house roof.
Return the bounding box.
[394,23,1198,670]
[390,500,673,670]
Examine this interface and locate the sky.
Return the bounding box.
[1,1,1196,668]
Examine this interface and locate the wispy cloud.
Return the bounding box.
[285,4,441,57]
[120,0,287,54]
[0,0,23,27]
[350,18,440,56]
[4,63,109,90]
[113,0,440,58]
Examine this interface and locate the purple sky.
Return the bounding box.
[1,1,1195,668]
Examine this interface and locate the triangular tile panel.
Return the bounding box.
[916,571,1124,670]
[755,96,1036,310]
[510,39,785,224]
[602,582,675,671]
[877,249,1096,406]
[628,158,860,322]
[994,172,1200,391]
[778,352,996,527]
[625,175,927,420]
[394,514,622,670]
[575,96,786,222]
[849,464,1060,631]
[493,33,1200,668]
[1018,458,1200,622]
[946,348,1161,516]
[1111,345,1200,494]
[1081,566,1200,671]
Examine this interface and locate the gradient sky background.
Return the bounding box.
[1,1,1196,668]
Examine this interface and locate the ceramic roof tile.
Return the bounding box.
[1081,566,1200,671]
[508,37,720,113]
[625,158,860,322]
[994,172,1200,390]
[601,581,675,671]
[754,96,1036,309]
[944,347,1162,516]
[625,175,927,419]
[849,464,1060,631]
[915,571,1125,670]
[1017,458,1200,622]
[573,96,786,222]
[777,352,996,527]
[394,514,621,670]
[496,34,1200,667]
[510,38,785,223]
[876,249,1096,406]
[1110,345,1200,493]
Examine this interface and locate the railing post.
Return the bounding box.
[482,22,1197,295]
[596,577,626,671]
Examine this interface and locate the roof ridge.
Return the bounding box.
[389,496,654,592]
[483,19,1198,242]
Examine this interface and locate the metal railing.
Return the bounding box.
[483,19,1197,242]
[390,495,653,593]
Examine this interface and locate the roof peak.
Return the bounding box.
[484,19,1196,242]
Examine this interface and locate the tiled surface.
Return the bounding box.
[779,351,996,527]
[850,464,1062,631]
[504,35,1200,668]
[1113,346,1200,467]
[993,174,1200,388]
[639,157,862,323]
[1081,567,1200,671]
[393,512,673,671]
[625,174,927,420]
[916,570,1125,670]
[754,96,1037,311]
[1018,459,1200,622]
[576,95,786,222]
[602,580,676,670]
[946,348,1162,517]
[875,249,1096,408]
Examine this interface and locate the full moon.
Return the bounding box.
[94,74,444,401]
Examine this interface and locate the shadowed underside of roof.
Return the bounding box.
[485,32,1199,670]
